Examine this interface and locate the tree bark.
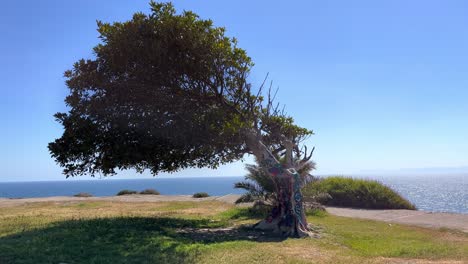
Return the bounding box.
[245,132,312,238]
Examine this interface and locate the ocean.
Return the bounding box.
[0,174,466,214]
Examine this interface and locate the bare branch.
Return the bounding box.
[258,73,269,93]
[302,146,315,162]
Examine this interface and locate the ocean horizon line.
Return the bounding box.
[1,172,467,184]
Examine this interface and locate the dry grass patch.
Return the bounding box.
[197,241,368,264]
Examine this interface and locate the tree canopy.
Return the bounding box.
[49,2,312,178]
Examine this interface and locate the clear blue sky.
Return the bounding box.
[1,0,467,182]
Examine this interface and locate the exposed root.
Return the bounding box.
[253,218,281,233]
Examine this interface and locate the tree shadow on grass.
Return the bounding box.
[177,225,286,243]
[0,216,285,264]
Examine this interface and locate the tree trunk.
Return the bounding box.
[245,132,312,238]
[253,166,311,237]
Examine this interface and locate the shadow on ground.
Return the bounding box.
[0,216,286,264]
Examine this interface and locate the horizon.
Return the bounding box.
[1,167,467,183]
[1,0,468,182]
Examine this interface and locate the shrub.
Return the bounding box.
[303,176,416,210]
[234,160,315,204]
[73,192,93,197]
[139,189,160,195]
[192,192,209,198]
[116,189,138,196]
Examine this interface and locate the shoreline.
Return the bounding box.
[1,194,467,233]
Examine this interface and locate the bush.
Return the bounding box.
[139,189,160,195]
[116,190,138,196]
[303,176,416,210]
[73,192,93,197]
[192,192,209,198]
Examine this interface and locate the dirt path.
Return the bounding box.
[0,194,241,207]
[326,207,468,232]
[1,194,466,232]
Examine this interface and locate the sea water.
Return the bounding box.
[0,174,466,214]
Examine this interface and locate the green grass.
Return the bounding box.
[311,214,467,258]
[0,201,465,263]
[304,176,416,210]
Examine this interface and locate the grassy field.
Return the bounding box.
[0,200,466,263]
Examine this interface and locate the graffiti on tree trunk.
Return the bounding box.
[259,154,307,232]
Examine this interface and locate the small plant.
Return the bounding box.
[139,189,160,195]
[234,159,316,204]
[192,192,209,198]
[73,192,93,197]
[116,189,138,196]
[306,208,328,217]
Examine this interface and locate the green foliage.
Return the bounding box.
[139,189,160,195]
[303,176,416,210]
[73,192,93,197]
[48,1,315,182]
[234,159,315,204]
[234,164,277,203]
[116,190,138,196]
[48,2,255,177]
[259,115,314,148]
[48,1,315,179]
[192,192,210,198]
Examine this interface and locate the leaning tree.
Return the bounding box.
[49,2,316,237]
